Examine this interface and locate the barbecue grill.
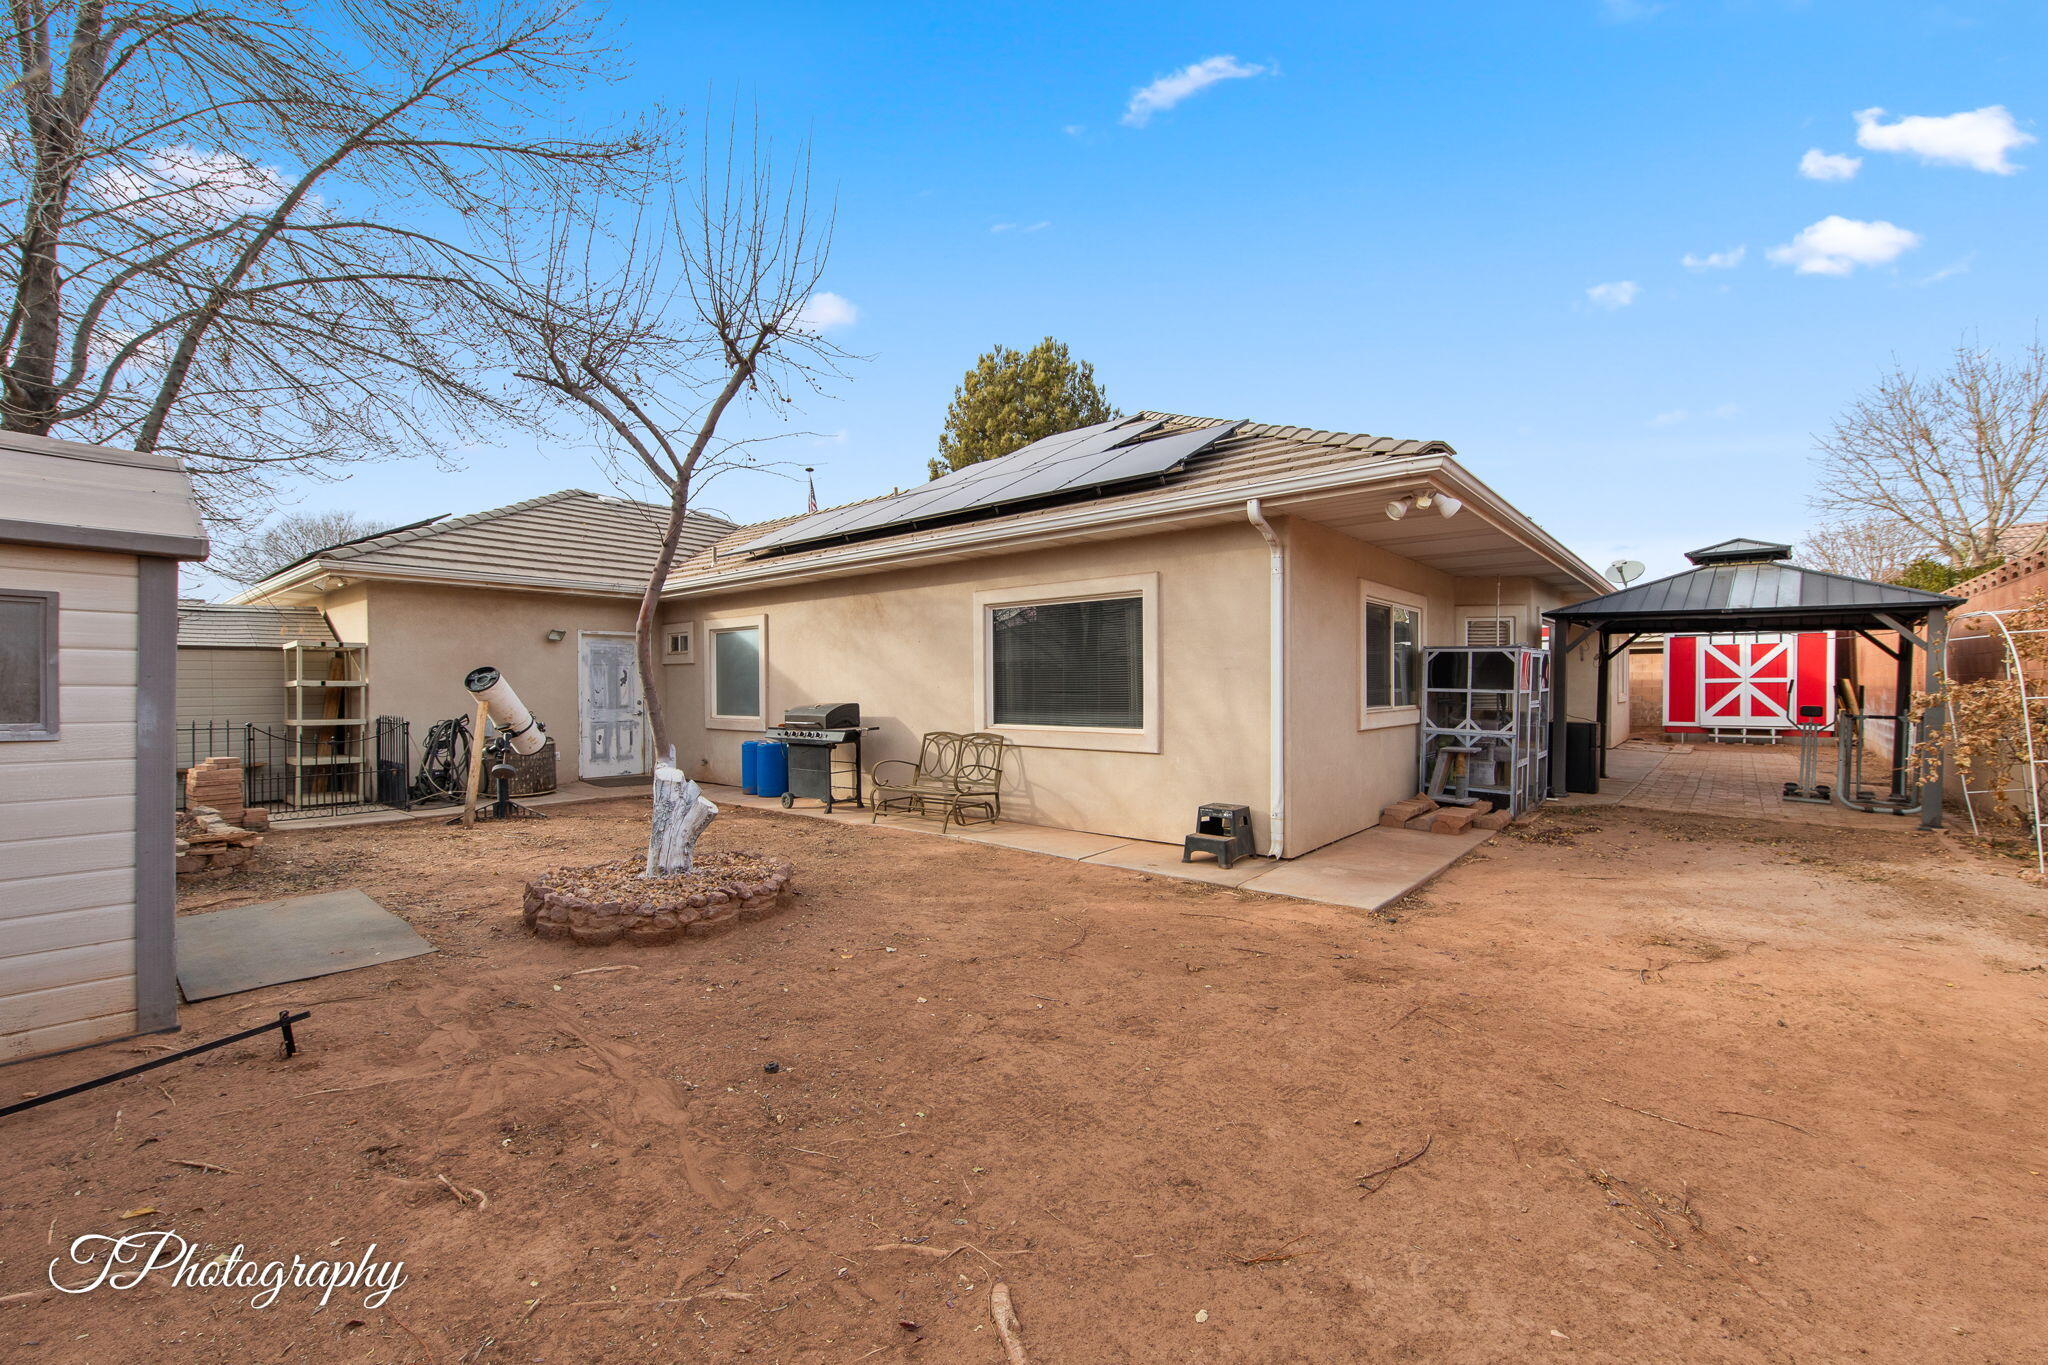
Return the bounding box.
[764,703,875,811]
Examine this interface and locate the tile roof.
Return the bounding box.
[177,601,340,649]
[269,489,736,596]
[1996,521,2048,558]
[669,412,1451,581]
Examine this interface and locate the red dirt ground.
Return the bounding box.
[3,798,2046,1364]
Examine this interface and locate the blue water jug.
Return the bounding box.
[740,739,761,794]
[755,740,789,799]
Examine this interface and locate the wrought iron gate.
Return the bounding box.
[176,717,411,820]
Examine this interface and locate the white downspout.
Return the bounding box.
[1246,499,1287,859]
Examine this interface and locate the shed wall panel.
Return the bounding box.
[0,542,141,1059]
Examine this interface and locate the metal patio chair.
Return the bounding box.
[871,731,1007,832]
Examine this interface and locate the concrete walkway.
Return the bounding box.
[1557,739,1920,829]
[702,784,1495,913]
[286,776,1494,913]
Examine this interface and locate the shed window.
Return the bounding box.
[0,589,58,741]
[1365,600,1421,710]
[990,596,1143,729]
[710,624,762,720]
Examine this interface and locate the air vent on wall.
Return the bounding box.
[1464,616,1515,647]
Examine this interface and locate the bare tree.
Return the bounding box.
[1798,517,1933,582]
[1813,338,2048,569]
[493,125,841,874]
[0,0,642,521]
[205,508,379,584]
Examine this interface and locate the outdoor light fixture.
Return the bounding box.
[1385,490,1464,521]
[544,628,566,643]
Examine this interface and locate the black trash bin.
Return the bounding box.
[1564,721,1600,794]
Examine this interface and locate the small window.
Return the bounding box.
[663,622,694,665]
[1364,599,1421,710]
[990,595,1143,729]
[710,623,762,720]
[0,589,59,741]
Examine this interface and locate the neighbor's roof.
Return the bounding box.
[668,412,1456,584]
[1996,521,2048,558]
[247,489,736,598]
[0,429,207,559]
[177,601,339,649]
[1549,537,1962,633]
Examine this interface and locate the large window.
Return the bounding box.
[990,595,1144,729]
[1364,597,1421,712]
[0,589,58,741]
[706,618,764,726]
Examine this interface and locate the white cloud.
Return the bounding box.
[990,221,1051,234]
[1122,55,1270,128]
[1648,403,1738,428]
[1062,124,1086,137]
[1916,255,1974,286]
[791,291,858,332]
[1798,148,1862,181]
[1600,0,1666,18]
[1681,246,1746,270]
[1853,105,2035,174]
[1767,215,1921,275]
[90,145,294,225]
[1586,280,1639,310]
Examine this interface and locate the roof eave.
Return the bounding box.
[663,453,1604,599]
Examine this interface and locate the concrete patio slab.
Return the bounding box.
[176,889,433,1001]
[1081,838,1276,886]
[1238,825,1494,911]
[939,822,1135,859]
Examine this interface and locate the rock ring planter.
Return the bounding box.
[522,853,796,946]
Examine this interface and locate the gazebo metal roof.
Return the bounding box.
[1547,540,1962,636]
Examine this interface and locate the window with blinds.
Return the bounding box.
[1364,600,1421,709]
[990,596,1143,728]
[711,625,761,718]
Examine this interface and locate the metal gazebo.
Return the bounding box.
[1542,538,1964,829]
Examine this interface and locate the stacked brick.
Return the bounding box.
[177,757,268,877]
[1379,793,1515,835]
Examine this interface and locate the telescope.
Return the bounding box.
[464,666,547,755]
[455,665,548,823]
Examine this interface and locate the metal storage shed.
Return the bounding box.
[1544,539,1963,828]
[1,431,207,1061]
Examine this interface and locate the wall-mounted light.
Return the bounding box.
[1385,489,1464,521]
[544,628,566,643]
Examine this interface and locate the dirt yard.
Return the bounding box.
[5,798,2046,1364]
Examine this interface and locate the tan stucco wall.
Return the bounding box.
[1282,518,1463,853]
[661,523,1276,850]
[328,581,639,781]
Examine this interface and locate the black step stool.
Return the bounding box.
[1183,803,1255,870]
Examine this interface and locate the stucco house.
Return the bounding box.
[230,489,733,782]
[2,430,207,1062]
[235,411,1620,855]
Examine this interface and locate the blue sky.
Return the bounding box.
[202,0,2047,594]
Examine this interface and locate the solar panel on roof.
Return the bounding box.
[742,416,1232,556]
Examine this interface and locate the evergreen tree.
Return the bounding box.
[932,338,1118,478]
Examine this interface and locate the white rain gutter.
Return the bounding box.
[1246,499,1287,859]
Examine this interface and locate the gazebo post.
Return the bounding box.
[1594,629,1612,780]
[1548,619,1570,798]
[1918,607,1951,831]
[1891,620,1914,803]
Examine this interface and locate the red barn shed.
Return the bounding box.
[1662,631,1836,736]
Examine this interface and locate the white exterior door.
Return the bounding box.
[578,633,646,778]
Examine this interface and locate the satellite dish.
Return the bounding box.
[1606,559,1646,586]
